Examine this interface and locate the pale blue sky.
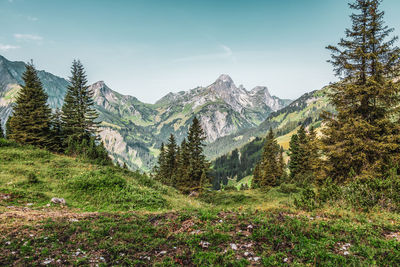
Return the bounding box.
[1,0,400,103]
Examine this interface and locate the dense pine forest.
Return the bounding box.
[1,0,400,266]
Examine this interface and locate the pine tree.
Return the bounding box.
[254,129,280,187]
[296,125,312,177]
[277,146,287,183]
[49,109,64,152]
[308,126,322,180]
[165,134,177,186]
[155,143,167,182]
[187,117,209,191]
[176,138,191,192]
[8,62,51,148]
[0,118,4,139]
[323,0,400,181]
[61,60,109,163]
[288,133,300,179]
[199,169,210,193]
[62,60,99,148]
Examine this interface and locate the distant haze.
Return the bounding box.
[1,0,400,103]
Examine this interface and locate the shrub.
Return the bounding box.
[294,187,318,211]
[27,172,39,184]
[278,183,299,194]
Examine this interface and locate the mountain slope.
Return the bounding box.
[208,86,333,175]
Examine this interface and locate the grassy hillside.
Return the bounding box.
[1,140,400,266]
[0,139,202,212]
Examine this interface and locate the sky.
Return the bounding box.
[1,0,400,103]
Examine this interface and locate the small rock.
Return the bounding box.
[219,219,223,223]
[247,225,254,230]
[200,241,210,248]
[5,241,11,245]
[159,251,167,255]
[230,243,238,250]
[190,230,202,235]
[26,203,33,206]
[188,191,199,197]
[283,257,289,262]
[253,257,261,262]
[42,258,54,265]
[51,197,66,205]
[46,203,50,207]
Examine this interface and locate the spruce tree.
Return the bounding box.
[62,60,99,148]
[9,62,51,148]
[277,146,286,183]
[165,134,177,186]
[323,0,400,181]
[155,143,167,182]
[49,109,64,152]
[296,125,312,177]
[176,138,191,192]
[288,133,300,179]
[253,129,280,187]
[187,117,209,191]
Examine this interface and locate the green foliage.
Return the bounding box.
[62,60,98,144]
[154,117,210,193]
[253,129,284,188]
[294,187,318,211]
[8,62,52,148]
[323,0,400,181]
[278,183,299,194]
[48,108,64,153]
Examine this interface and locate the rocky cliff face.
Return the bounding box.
[0,55,291,170]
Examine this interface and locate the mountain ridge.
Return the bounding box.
[0,55,291,170]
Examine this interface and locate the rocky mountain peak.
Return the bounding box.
[251,86,272,98]
[216,74,234,84]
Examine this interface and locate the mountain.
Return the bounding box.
[0,55,291,170]
[210,87,334,186]
[206,87,333,160]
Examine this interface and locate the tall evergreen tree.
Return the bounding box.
[296,125,312,176]
[187,117,210,191]
[8,62,51,148]
[288,133,300,179]
[253,129,280,187]
[62,60,99,146]
[49,109,64,153]
[165,134,177,186]
[323,0,400,181]
[176,138,190,191]
[277,146,286,182]
[155,143,167,182]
